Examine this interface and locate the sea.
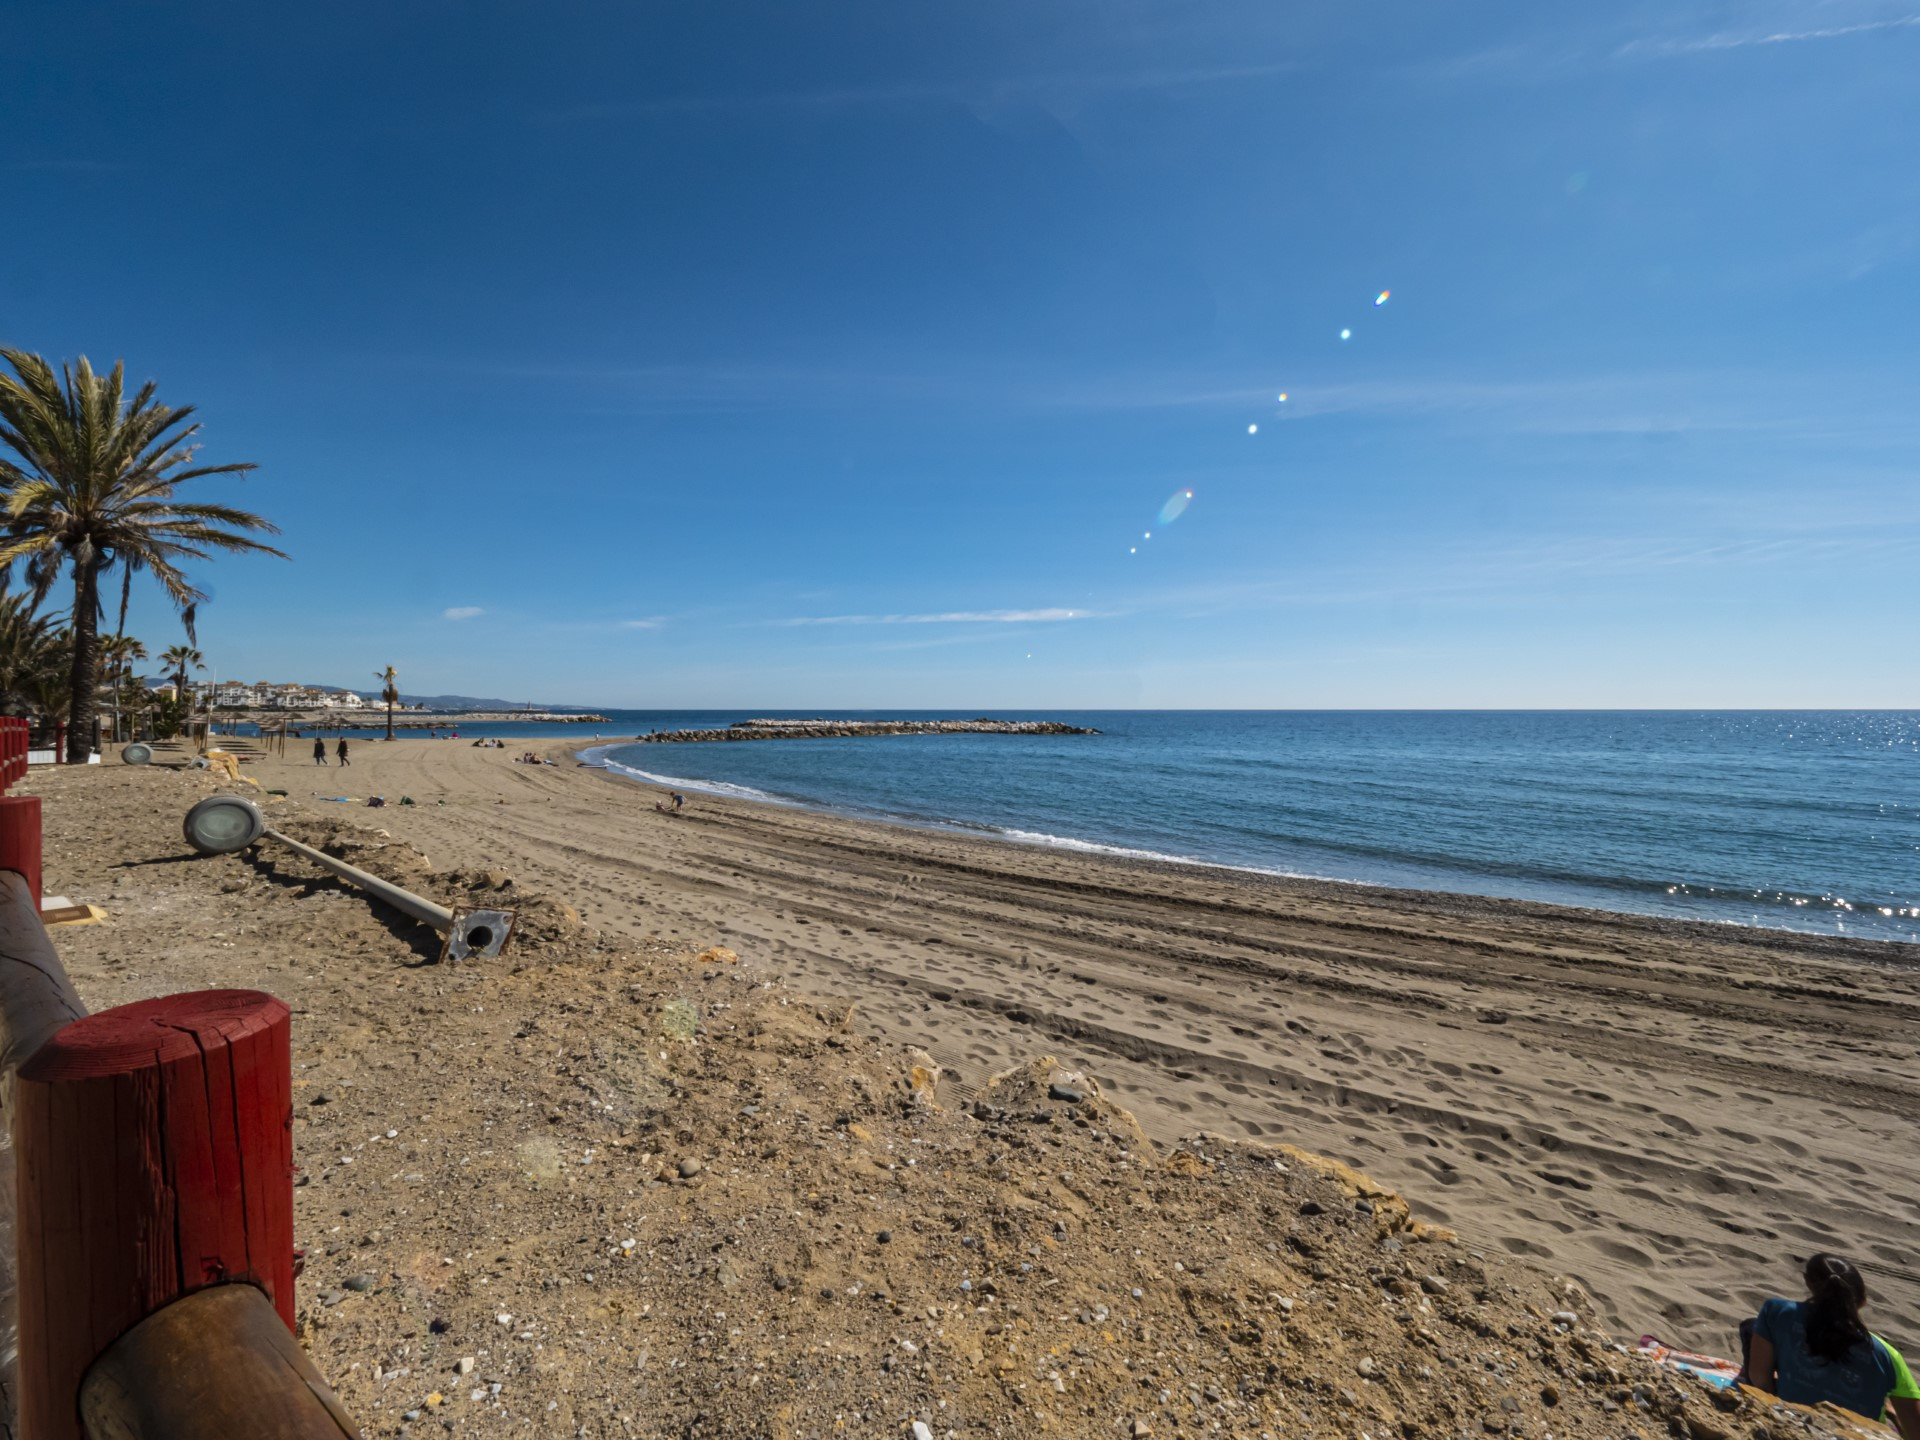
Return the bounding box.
[263,710,1920,945]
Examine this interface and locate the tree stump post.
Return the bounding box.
[14,990,295,1440]
[0,797,42,910]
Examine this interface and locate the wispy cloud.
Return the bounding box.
[780,608,1088,627]
[1616,12,1920,58]
[550,61,1297,123]
[619,618,665,630]
[443,606,484,621]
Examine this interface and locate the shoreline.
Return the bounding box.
[579,739,1920,959]
[121,738,1920,1341]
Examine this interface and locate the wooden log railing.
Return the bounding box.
[0,745,361,1439]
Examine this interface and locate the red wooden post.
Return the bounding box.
[0,796,43,909]
[13,990,295,1440]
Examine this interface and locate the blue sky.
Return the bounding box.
[6,1,1917,707]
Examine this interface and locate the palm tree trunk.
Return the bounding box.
[385,698,394,742]
[111,564,132,743]
[67,560,101,764]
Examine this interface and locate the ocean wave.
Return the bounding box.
[598,758,792,805]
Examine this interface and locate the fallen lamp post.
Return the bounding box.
[182,794,514,961]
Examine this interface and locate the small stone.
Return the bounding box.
[1131,1287,1144,1299]
[772,1276,790,1291]
[319,1289,346,1306]
[1131,1420,1153,1438]
[455,1357,475,1376]
[960,1280,973,1292]
[495,1313,513,1326]
[1047,1083,1085,1104]
[1420,1274,1449,1294]
[677,1157,703,1179]
[912,1424,934,1440]
[1541,1383,1561,1407]
[403,1410,422,1422]
[1298,1199,1325,1216]
[1357,1357,1378,1378]
[1355,1199,1374,1214]
[342,1274,376,1292]
[1500,1396,1520,1413]
[878,1230,892,1244]
[1551,1309,1578,1327]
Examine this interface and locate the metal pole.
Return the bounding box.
[180,797,513,961]
[262,827,452,931]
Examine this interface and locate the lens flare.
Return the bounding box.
[1248,423,1259,434]
[1374,290,1390,306]
[1277,392,1287,403]
[1339,329,1351,341]
[1157,489,1194,525]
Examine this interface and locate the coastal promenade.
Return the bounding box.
[182,738,1920,1343]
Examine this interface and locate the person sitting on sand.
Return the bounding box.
[655,791,686,814]
[312,737,327,766]
[1743,1254,1920,1432]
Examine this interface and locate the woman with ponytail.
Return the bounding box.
[1744,1255,1920,1433]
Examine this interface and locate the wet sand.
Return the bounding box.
[242,736,1920,1346]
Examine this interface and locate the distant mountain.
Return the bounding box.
[313,685,580,711]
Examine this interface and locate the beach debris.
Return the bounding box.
[660,998,701,1042]
[179,795,515,961]
[696,946,738,965]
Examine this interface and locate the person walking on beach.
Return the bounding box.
[312,737,327,766]
[336,738,351,767]
[1742,1254,1920,1432]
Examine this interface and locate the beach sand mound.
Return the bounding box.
[25,764,1895,1439]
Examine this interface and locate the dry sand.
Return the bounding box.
[16,742,1920,1438]
[214,735,1920,1350]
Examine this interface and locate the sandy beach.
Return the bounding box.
[208,735,1920,1348]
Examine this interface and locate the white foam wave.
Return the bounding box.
[598,758,790,805]
[995,828,1210,865]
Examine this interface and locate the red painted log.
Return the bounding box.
[0,795,42,908]
[14,990,294,1440]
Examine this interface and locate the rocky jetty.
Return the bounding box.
[633,717,1099,743]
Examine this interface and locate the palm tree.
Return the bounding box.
[0,593,67,718]
[160,642,204,707]
[98,633,147,741]
[375,664,400,741]
[0,350,284,762]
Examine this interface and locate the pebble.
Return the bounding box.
[1047,1083,1085,1104]
[319,1289,346,1306]
[1131,1420,1152,1438]
[1357,1357,1378,1378]
[877,1230,893,1244]
[912,1424,934,1440]
[1551,1310,1578,1327]
[495,1313,513,1326]
[455,1357,475,1376]
[342,1274,376,1292]
[678,1157,703,1179]
[1420,1274,1450,1294]
[1298,1199,1325,1216]
[1541,1382,1561,1406]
